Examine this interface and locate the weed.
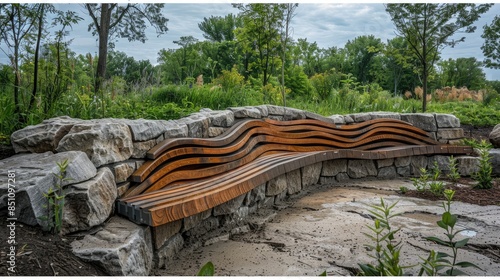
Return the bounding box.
[399,186,408,194]
[473,144,493,189]
[447,155,461,183]
[429,161,444,197]
[411,167,429,192]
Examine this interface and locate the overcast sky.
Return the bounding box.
[2,3,500,80]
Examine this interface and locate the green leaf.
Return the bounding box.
[425,236,450,247]
[453,238,469,248]
[445,268,469,276]
[319,271,327,276]
[455,261,483,270]
[197,261,215,276]
[436,220,448,230]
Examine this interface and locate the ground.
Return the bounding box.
[0,125,496,276]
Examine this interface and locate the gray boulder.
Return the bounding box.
[56,121,134,167]
[301,162,322,187]
[435,114,460,128]
[490,124,500,148]
[0,151,96,226]
[71,216,153,276]
[121,119,171,141]
[266,174,288,196]
[63,167,117,234]
[400,113,437,132]
[229,106,262,119]
[348,159,377,178]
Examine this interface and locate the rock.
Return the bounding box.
[116,182,130,197]
[395,156,411,167]
[152,220,182,249]
[110,161,136,183]
[322,159,347,177]
[344,115,355,124]
[456,156,480,176]
[489,149,500,176]
[123,119,171,141]
[328,115,346,125]
[177,115,210,138]
[319,176,336,184]
[229,106,262,119]
[397,166,411,176]
[490,124,500,148]
[429,155,451,173]
[305,111,335,124]
[437,128,464,141]
[63,167,117,234]
[435,114,460,128]
[182,209,212,232]
[0,151,96,226]
[283,107,306,120]
[248,184,266,205]
[56,121,133,167]
[208,127,225,137]
[132,140,157,159]
[348,113,371,123]
[336,173,350,182]
[376,158,394,169]
[10,116,81,153]
[286,169,302,195]
[164,120,189,139]
[377,166,397,178]
[266,174,288,196]
[201,110,234,127]
[400,113,437,132]
[410,156,428,175]
[155,234,185,269]
[369,112,401,120]
[301,162,322,187]
[266,105,285,116]
[348,160,377,178]
[213,194,246,216]
[255,105,269,117]
[184,216,219,238]
[71,216,153,276]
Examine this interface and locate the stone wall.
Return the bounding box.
[0,105,492,275]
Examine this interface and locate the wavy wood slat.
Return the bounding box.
[116,118,472,226]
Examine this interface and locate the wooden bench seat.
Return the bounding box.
[117,118,472,226]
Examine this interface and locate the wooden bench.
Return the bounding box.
[116,118,472,226]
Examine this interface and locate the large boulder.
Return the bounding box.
[10,116,81,153]
[56,121,134,167]
[435,114,460,128]
[63,167,117,234]
[121,119,171,142]
[71,216,153,276]
[0,151,96,226]
[490,124,500,148]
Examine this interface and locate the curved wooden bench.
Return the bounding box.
[117,118,472,226]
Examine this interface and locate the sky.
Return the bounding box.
[2,3,500,80]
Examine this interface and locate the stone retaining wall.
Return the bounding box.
[0,105,496,275]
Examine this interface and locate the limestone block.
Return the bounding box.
[63,167,117,234]
[435,113,460,128]
[266,174,288,196]
[376,158,394,169]
[152,220,183,249]
[437,128,464,140]
[177,115,210,138]
[213,194,246,216]
[255,105,269,117]
[184,217,219,237]
[122,119,171,141]
[110,161,136,183]
[305,111,335,124]
[490,124,500,148]
[328,115,346,125]
[395,156,411,167]
[286,169,302,195]
[456,156,480,176]
[248,184,266,205]
[429,155,451,173]
[336,173,350,182]
[208,127,225,138]
[182,209,212,232]
[0,151,96,226]
[321,159,347,177]
[348,113,371,123]
[116,182,130,197]
[71,216,153,276]
[369,112,401,120]
[132,139,157,158]
[283,107,306,120]
[319,176,336,184]
[266,105,285,115]
[155,234,184,269]
[377,166,397,178]
[410,156,428,175]
[344,115,355,124]
[207,110,235,127]
[229,106,262,119]
[397,166,410,176]
[489,149,500,176]
[56,122,133,167]
[164,120,189,139]
[10,116,81,153]
[301,162,322,187]
[348,159,377,178]
[400,113,437,132]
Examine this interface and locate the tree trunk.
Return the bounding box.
[422,64,428,113]
[29,4,44,114]
[95,3,111,94]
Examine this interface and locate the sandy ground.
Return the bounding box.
[158,179,500,276]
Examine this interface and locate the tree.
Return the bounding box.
[436,57,486,90]
[385,3,492,112]
[344,35,383,84]
[84,4,168,93]
[383,36,414,95]
[482,15,500,69]
[198,14,241,42]
[279,3,298,111]
[173,36,200,83]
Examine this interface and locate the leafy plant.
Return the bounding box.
[399,186,408,194]
[447,155,461,183]
[40,159,71,233]
[197,261,215,276]
[358,198,405,276]
[429,161,444,196]
[411,167,429,192]
[419,189,482,276]
[473,144,493,189]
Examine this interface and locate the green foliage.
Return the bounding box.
[212,66,246,92]
[358,198,405,276]
[419,189,482,276]
[285,65,313,98]
[197,261,215,276]
[399,186,408,194]
[411,167,430,192]
[40,159,71,234]
[473,144,493,189]
[481,15,500,69]
[429,161,444,196]
[447,156,461,183]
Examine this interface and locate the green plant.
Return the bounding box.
[197,261,215,276]
[40,159,71,233]
[429,161,444,196]
[447,155,461,183]
[399,186,408,194]
[473,144,493,189]
[411,167,429,192]
[419,189,482,276]
[358,198,406,276]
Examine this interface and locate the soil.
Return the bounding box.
[0,125,496,276]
